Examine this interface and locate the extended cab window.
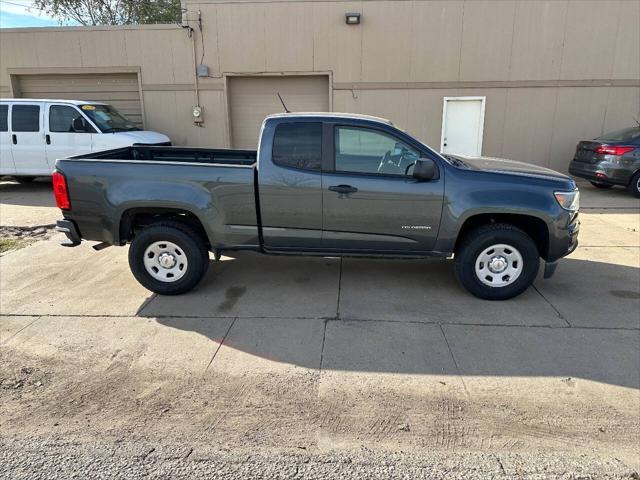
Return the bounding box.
[0,105,7,131]
[335,126,419,176]
[49,105,93,133]
[12,105,40,132]
[272,122,322,171]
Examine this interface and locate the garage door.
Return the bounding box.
[17,73,144,127]
[228,76,329,149]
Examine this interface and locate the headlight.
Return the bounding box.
[554,190,580,211]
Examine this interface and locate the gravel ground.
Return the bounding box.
[2,438,638,480]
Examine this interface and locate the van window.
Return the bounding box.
[0,105,7,132]
[49,105,91,133]
[272,122,322,171]
[12,105,40,132]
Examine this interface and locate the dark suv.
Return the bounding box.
[569,126,640,198]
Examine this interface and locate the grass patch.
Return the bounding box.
[0,237,31,254]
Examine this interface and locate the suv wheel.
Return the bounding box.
[628,171,640,198]
[455,223,540,300]
[129,222,209,295]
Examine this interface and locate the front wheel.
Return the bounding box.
[128,222,209,295]
[455,224,540,300]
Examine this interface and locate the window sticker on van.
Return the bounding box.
[81,105,96,110]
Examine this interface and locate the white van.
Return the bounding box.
[0,99,171,181]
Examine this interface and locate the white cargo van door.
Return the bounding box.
[0,103,15,175]
[45,104,93,168]
[10,103,48,176]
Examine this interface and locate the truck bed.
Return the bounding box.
[56,145,260,248]
[68,145,257,166]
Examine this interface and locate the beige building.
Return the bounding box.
[1,0,639,170]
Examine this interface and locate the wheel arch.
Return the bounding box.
[118,207,211,249]
[454,213,550,259]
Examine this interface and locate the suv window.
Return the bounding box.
[49,105,90,133]
[12,105,40,132]
[335,126,420,176]
[0,105,7,132]
[272,122,322,171]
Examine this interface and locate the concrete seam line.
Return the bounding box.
[532,284,571,327]
[439,324,470,398]
[0,315,43,345]
[335,257,343,320]
[204,316,237,372]
[318,319,328,376]
[0,314,637,331]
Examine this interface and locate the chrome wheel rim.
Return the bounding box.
[143,241,188,282]
[475,244,523,288]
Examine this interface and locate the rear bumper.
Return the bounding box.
[56,219,81,247]
[569,160,632,186]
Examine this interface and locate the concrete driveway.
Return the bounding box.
[1,178,639,478]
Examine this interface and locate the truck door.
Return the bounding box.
[322,125,444,252]
[257,120,324,249]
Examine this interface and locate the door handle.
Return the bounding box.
[45,134,51,145]
[329,185,358,194]
[11,134,17,145]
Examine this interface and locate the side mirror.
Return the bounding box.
[72,117,89,132]
[412,158,438,180]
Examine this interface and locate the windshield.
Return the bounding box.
[596,127,640,143]
[80,104,141,133]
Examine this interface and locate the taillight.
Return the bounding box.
[52,171,70,210]
[595,145,635,156]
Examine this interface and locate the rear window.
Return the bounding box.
[596,127,640,143]
[12,105,40,132]
[272,122,322,171]
[0,105,7,132]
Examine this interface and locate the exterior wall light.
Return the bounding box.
[345,12,361,25]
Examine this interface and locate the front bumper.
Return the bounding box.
[56,219,81,247]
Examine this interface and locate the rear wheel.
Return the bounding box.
[128,222,209,295]
[455,224,540,300]
[627,171,640,198]
[590,181,613,189]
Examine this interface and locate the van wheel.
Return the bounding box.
[15,176,36,183]
[627,171,640,198]
[455,224,539,300]
[128,222,209,295]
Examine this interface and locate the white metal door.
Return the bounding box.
[45,103,93,168]
[441,97,485,157]
[0,103,15,175]
[10,102,48,175]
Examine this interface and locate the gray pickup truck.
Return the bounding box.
[54,113,579,300]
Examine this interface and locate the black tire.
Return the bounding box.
[590,181,613,189]
[128,221,209,295]
[455,223,540,300]
[627,171,640,198]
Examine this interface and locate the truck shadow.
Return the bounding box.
[147,254,639,389]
